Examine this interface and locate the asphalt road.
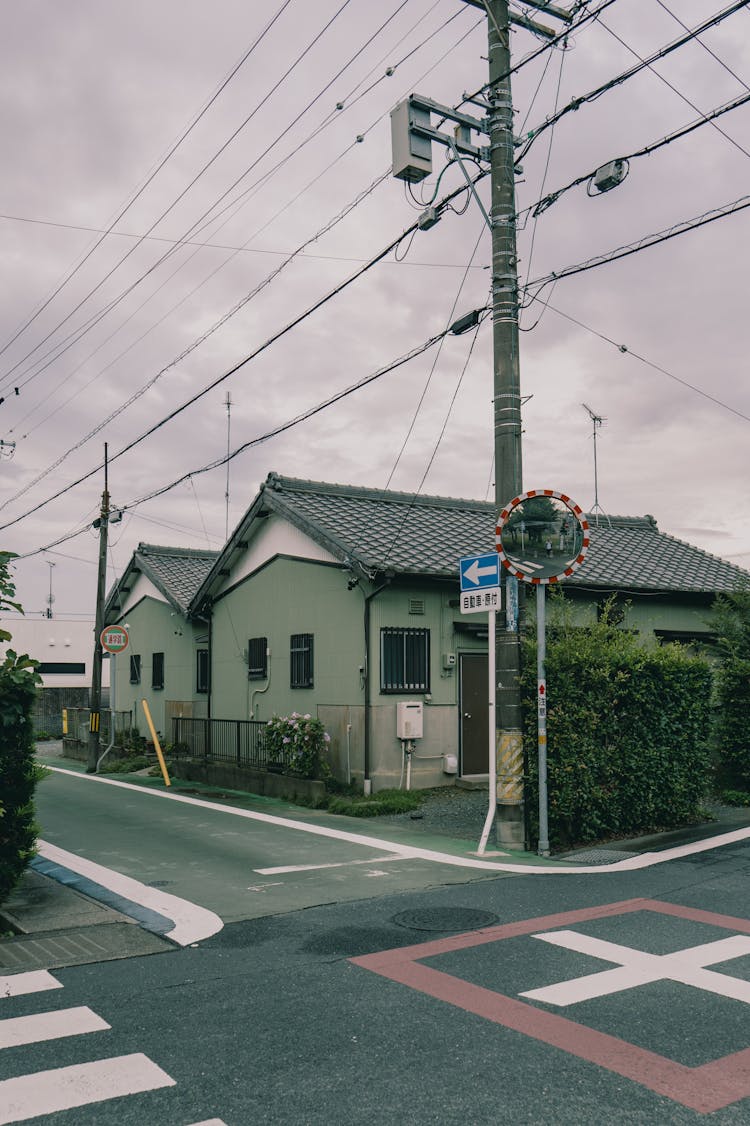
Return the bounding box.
[4,770,750,1124]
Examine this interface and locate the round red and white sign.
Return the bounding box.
[495,489,589,585]
[100,625,129,653]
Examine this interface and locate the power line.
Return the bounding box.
[654,0,750,93]
[0,172,487,533]
[526,88,750,219]
[0,0,355,397]
[0,0,294,373]
[525,191,750,297]
[525,296,750,423]
[516,0,750,164]
[4,16,490,497]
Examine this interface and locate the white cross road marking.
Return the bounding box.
[0,1053,176,1125]
[255,855,401,875]
[0,972,62,999]
[0,1007,109,1050]
[520,929,750,1007]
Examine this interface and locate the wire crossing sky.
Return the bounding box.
[1,0,749,615]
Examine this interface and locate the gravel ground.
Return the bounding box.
[377,785,494,841]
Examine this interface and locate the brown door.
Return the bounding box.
[460,653,489,775]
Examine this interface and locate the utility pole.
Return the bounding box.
[87,445,110,773]
[485,0,525,847]
[391,0,570,846]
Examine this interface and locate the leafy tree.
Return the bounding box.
[0,552,42,905]
[711,590,750,789]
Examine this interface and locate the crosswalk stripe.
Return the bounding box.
[0,1053,176,1124]
[0,972,62,999]
[0,1006,109,1050]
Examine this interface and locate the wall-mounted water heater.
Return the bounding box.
[396,700,423,740]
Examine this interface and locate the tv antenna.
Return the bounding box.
[582,403,609,527]
[224,392,232,540]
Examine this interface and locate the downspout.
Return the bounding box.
[362,576,392,794]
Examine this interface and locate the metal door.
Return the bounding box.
[459,653,488,775]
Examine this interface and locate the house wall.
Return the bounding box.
[110,590,205,740]
[550,588,715,645]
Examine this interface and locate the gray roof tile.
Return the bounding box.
[261,474,749,595]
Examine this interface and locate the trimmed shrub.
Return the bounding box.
[521,596,713,850]
[711,591,750,789]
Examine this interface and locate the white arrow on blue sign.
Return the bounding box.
[459,551,501,592]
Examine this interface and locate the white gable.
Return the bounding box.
[216,512,338,594]
[116,571,168,615]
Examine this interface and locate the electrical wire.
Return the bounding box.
[524,191,750,300]
[596,15,750,162]
[523,295,750,424]
[0,0,294,373]
[2,1,472,421]
[0,0,356,397]
[525,88,750,219]
[515,0,750,165]
[0,172,488,534]
[654,0,750,93]
[4,16,491,498]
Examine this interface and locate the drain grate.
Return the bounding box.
[391,908,498,933]
[560,849,640,865]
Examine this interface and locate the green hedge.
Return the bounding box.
[520,601,713,850]
[0,552,42,906]
[711,592,750,789]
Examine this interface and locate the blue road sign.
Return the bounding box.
[459,552,501,592]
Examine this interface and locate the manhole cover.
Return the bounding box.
[146,880,173,887]
[391,908,498,933]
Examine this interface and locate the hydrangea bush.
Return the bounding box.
[265,713,331,780]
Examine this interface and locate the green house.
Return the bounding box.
[106,472,750,791]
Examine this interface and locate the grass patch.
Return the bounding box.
[326,788,422,818]
[716,788,750,807]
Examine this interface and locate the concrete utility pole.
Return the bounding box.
[87,446,110,773]
[486,0,525,848]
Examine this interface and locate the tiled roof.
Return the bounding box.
[260,473,749,595]
[135,545,219,613]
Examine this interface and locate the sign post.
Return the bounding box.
[495,490,589,855]
[459,553,502,856]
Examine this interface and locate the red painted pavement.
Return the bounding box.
[351,898,750,1114]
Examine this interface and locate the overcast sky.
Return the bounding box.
[1,0,748,619]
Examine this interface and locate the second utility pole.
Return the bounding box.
[488,0,525,848]
[87,445,110,773]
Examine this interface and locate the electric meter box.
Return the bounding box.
[390,97,433,183]
[396,700,424,740]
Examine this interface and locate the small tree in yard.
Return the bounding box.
[712,590,750,791]
[0,552,42,905]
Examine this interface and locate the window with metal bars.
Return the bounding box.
[248,637,268,680]
[196,648,209,693]
[380,627,430,693]
[152,652,164,690]
[290,633,313,688]
[129,654,141,685]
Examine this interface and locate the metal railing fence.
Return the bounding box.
[171,717,289,770]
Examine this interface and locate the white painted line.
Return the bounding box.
[36,840,223,946]
[255,854,402,875]
[185,1120,228,1125]
[0,1053,175,1124]
[0,971,62,999]
[521,929,750,1007]
[0,1006,109,1049]
[45,766,750,876]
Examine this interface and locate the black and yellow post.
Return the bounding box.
[89,712,100,734]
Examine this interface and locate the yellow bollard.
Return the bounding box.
[141,699,171,788]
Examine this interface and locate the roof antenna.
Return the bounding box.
[224,392,232,540]
[582,403,610,528]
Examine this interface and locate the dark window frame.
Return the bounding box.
[290,633,314,689]
[152,652,165,691]
[380,627,430,693]
[248,636,268,680]
[196,648,209,693]
[129,654,141,685]
[38,662,86,675]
